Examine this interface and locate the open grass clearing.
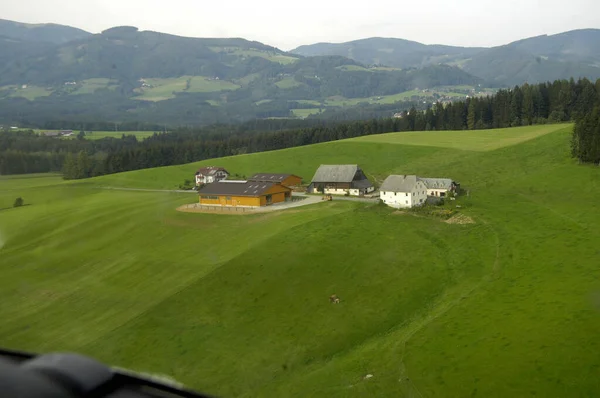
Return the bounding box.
[2,124,600,397]
[351,124,570,151]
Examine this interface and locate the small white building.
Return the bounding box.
[379,175,427,208]
[418,177,457,197]
[195,166,229,186]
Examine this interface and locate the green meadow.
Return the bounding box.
[133,76,240,101]
[1,124,600,397]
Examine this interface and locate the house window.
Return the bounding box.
[202,195,219,200]
[226,196,232,200]
[405,193,408,196]
[406,200,408,204]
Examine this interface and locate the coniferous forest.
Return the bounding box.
[1,78,599,179]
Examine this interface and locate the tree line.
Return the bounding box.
[2,77,599,178]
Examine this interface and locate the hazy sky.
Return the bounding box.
[1,0,599,50]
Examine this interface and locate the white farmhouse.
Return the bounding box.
[418,177,457,197]
[379,175,427,208]
[194,166,229,186]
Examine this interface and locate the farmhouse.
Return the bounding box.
[418,177,458,197]
[247,173,302,187]
[198,181,291,207]
[308,164,374,196]
[379,175,428,208]
[195,166,229,185]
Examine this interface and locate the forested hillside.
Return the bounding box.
[0,18,91,44]
[292,30,600,86]
[0,25,481,126]
[3,78,599,178]
[2,19,599,127]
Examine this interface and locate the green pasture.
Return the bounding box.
[291,108,322,118]
[133,76,239,101]
[275,77,302,89]
[0,85,53,100]
[2,123,600,397]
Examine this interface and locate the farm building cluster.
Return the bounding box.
[194,164,458,209]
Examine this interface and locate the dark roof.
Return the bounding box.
[195,166,228,176]
[198,181,287,197]
[311,165,359,183]
[247,173,300,183]
[352,179,374,189]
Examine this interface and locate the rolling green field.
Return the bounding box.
[0,85,53,100]
[71,78,119,95]
[291,108,322,118]
[2,124,600,397]
[324,89,467,106]
[208,47,299,65]
[275,77,302,89]
[133,76,240,101]
[30,130,157,141]
[82,131,158,140]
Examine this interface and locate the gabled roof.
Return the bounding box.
[198,181,288,197]
[311,165,359,183]
[247,173,300,183]
[380,175,421,192]
[418,177,454,190]
[195,166,228,176]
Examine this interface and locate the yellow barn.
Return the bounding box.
[198,181,292,207]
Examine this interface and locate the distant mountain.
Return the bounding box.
[0,18,91,44]
[0,23,482,127]
[0,25,291,85]
[292,37,483,69]
[292,30,600,86]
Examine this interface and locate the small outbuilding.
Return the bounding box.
[418,177,458,197]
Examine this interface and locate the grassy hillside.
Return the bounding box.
[2,124,600,397]
[95,124,568,190]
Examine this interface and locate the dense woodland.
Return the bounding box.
[1,78,600,178]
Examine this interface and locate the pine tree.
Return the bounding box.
[62,152,76,180]
[467,99,476,130]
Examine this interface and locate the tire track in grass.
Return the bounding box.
[397,220,501,397]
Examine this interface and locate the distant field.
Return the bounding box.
[27,130,157,140]
[352,124,568,151]
[325,89,468,106]
[291,108,322,118]
[3,124,600,397]
[0,85,53,100]
[335,65,371,72]
[209,46,299,65]
[275,77,302,89]
[71,78,118,95]
[82,131,157,140]
[133,76,239,101]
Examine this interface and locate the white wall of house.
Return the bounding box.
[196,171,228,185]
[380,181,428,208]
[311,187,362,196]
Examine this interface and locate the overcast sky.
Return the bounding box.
[1,0,599,50]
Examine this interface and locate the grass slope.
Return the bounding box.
[2,124,600,397]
